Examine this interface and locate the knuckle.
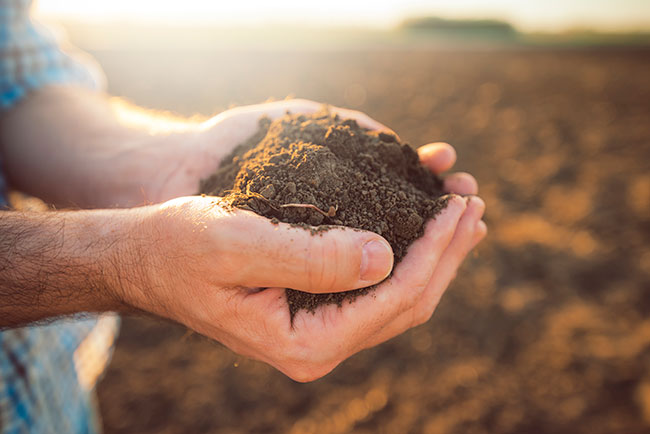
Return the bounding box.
[306,236,343,291]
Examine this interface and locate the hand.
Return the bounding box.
[125,197,484,382]
[119,138,485,384]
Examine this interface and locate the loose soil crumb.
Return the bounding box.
[200,107,447,316]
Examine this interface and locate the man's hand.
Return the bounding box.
[116,126,485,382]
[118,192,484,382]
[127,99,486,381]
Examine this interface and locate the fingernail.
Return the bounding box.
[360,239,393,282]
[440,193,461,201]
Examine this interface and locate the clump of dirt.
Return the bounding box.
[200,108,447,316]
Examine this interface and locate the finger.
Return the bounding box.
[472,220,487,249]
[416,196,485,316]
[417,143,457,174]
[218,210,394,293]
[443,172,479,195]
[362,197,485,349]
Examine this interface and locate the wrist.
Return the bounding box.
[94,206,160,313]
[61,209,139,313]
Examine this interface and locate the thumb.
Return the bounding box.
[220,210,394,293]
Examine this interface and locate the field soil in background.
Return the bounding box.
[97,48,650,434]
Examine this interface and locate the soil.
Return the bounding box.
[199,109,447,316]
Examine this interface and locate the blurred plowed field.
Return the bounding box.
[96,48,650,434]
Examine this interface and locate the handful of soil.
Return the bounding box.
[200,108,448,316]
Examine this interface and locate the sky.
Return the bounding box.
[35,0,650,32]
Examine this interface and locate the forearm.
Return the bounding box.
[0,85,203,208]
[0,208,142,327]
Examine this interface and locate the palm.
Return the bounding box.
[190,195,478,382]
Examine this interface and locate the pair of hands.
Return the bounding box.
[122,99,486,382]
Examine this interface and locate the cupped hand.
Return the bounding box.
[135,100,486,381]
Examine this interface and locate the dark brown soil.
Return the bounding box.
[199,109,447,315]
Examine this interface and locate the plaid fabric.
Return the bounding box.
[0,0,104,110]
[0,1,118,433]
[0,316,120,434]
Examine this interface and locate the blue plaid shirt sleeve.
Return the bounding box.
[0,2,118,433]
[0,0,105,111]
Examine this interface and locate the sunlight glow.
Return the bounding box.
[34,0,650,32]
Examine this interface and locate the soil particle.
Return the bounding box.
[200,107,447,316]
